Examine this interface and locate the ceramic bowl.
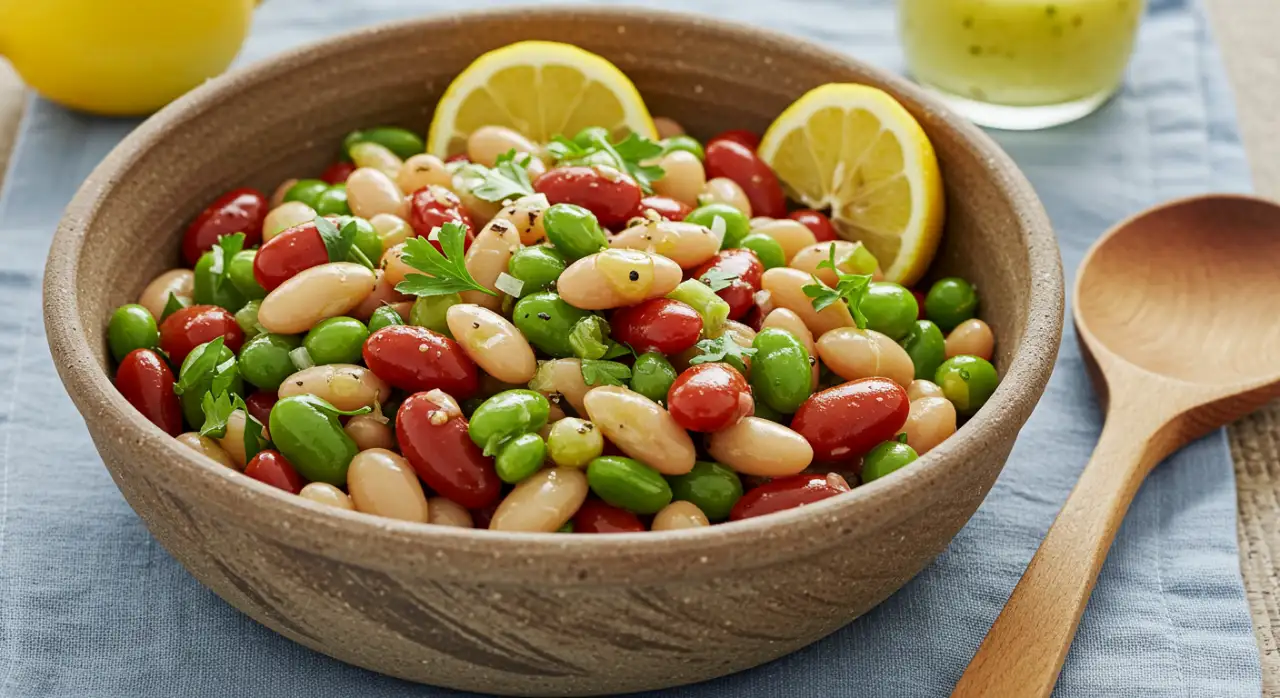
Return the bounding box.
[44,7,1063,695]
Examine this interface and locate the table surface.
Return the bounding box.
[1,1,1276,692]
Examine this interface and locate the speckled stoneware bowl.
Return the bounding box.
[44,7,1063,696]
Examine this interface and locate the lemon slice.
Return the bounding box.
[759,84,944,286]
[427,41,657,157]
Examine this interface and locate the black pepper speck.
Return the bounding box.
[629,270,639,281]
[537,312,551,321]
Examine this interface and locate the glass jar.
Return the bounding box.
[899,0,1145,130]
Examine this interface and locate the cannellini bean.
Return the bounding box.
[583,386,696,476]
[299,482,355,510]
[489,467,587,532]
[215,410,251,468]
[749,216,775,229]
[427,497,474,527]
[346,167,409,220]
[557,249,683,310]
[446,303,537,384]
[278,364,390,412]
[752,219,816,264]
[263,201,318,241]
[610,220,720,270]
[380,243,415,288]
[350,142,404,179]
[652,150,705,206]
[673,320,756,373]
[652,501,710,530]
[706,417,813,477]
[946,318,995,360]
[347,448,429,523]
[138,269,194,320]
[467,126,543,168]
[370,213,413,249]
[529,358,593,415]
[351,270,410,322]
[907,379,946,401]
[653,116,685,139]
[904,397,957,455]
[698,177,751,217]
[397,154,453,194]
[490,193,550,245]
[790,241,883,286]
[258,262,376,334]
[176,432,237,469]
[760,267,855,337]
[270,178,299,209]
[344,414,396,451]
[452,167,504,225]
[461,218,523,310]
[817,327,915,389]
[761,308,819,388]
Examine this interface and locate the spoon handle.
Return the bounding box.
[950,415,1166,698]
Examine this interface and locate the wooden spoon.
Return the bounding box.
[952,194,1280,698]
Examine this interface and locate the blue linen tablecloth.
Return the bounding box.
[0,1,1262,696]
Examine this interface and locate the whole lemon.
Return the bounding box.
[0,0,255,116]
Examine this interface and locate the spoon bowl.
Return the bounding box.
[954,194,1280,698]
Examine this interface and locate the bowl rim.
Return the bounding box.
[44,5,1064,583]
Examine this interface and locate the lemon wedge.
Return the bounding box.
[759,84,944,286]
[427,41,657,157]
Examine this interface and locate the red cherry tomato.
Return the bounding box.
[791,378,910,462]
[729,473,851,521]
[534,166,642,229]
[252,221,328,291]
[397,392,501,509]
[709,130,761,151]
[244,391,278,427]
[704,140,787,219]
[444,153,470,164]
[244,450,305,494]
[666,363,754,433]
[181,188,267,266]
[912,290,928,320]
[635,195,692,221]
[610,298,703,355]
[362,325,479,399]
[788,209,838,243]
[320,161,356,185]
[115,348,182,436]
[159,304,244,365]
[691,248,764,321]
[408,185,475,246]
[573,499,646,533]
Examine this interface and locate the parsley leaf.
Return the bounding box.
[801,245,873,327]
[580,359,632,387]
[546,135,589,161]
[209,233,245,299]
[611,133,666,190]
[472,149,536,203]
[199,391,237,438]
[699,268,740,292]
[296,393,373,418]
[394,221,498,298]
[173,337,226,396]
[161,292,190,321]
[689,335,758,376]
[601,341,634,360]
[241,406,269,461]
[547,130,666,193]
[314,216,374,269]
[568,315,611,361]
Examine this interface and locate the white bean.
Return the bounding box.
[461,218,523,310]
[817,327,915,389]
[446,304,537,384]
[489,468,587,532]
[278,364,390,412]
[557,249,683,310]
[582,386,695,476]
[610,220,719,270]
[263,201,318,241]
[257,262,376,334]
[760,267,854,337]
[397,154,453,194]
[706,417,813,477]
[346,167,409,220]
[138,269,194,320]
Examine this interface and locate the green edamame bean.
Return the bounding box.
[511,292,592,358]
[228,249,267,300]
[751,400,788,424]
[283,179,330,209]
[313,184,350,217]
[861,438,919,482]
[739,232,786,269]
[495,433,547,484]
[268,394,359,485]
[178,342,242,428]
[543,204,607,260]
[468,389,551,455]
[368,305,404,333]
[343,126,425,160]
[935,355,999,416]
[239,333,300,390]
[685,203,749,250]
[665,460,742,521]
[234,300,263,339]
[586,456,672,515]
[924,277,978,332]
[303,317,368,365]
[546,417,604,468]
[409,293,461,336]
[507,245,567,296]
[902,320,946,380]
[859,282,918,340]
[335,215,382,264]
[193,250,247,312]
[661,135,704,161]
[557,521,574,533]
[630,352,678,404]
[750,328,813,414]
[107,303,158,362]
